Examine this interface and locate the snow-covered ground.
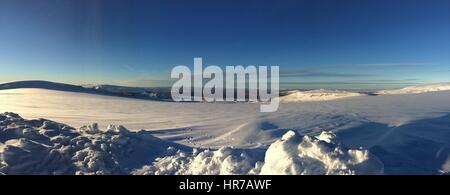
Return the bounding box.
[0,112,382,175]
[1,83,450,174]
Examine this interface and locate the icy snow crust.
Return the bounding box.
[0,113,382,175]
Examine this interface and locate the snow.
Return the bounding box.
[259,131,383,175]
[440,157,450,174]
[279,89,363,102]
[135,129,384,175]
[1,82,450,174]
[133,147,260,175]
[0,80,93,93]
[278,83,450,103]
[0,112,382,175]
[0,80,171,101]
[376,83,450,95]
[0,112,185,175]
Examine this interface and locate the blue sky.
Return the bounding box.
[0,0,449,89]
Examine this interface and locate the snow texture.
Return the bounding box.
[135,130,383,175]
[259,131,383,175]
[0,113,382,175]
[0,112,182,175]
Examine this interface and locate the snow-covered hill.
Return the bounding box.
[278,83,450,102]
[0,80,96,93]
[279,89,364,102]
[376,83,450,95]
[0,80,171,101]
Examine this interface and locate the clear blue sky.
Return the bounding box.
[1,0,449,89]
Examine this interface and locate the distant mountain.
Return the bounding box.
[0,80,96,93]
[279,89,364,102]
[86,84,150,93]
[375,83,450,95]
[0,80,172,101]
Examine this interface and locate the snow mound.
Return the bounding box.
[133,147,260,175]
[440,156,450,175]
[0,112,179,175]
[134,130,383,175]
[376,83,450,95]
[280,89,363,102]
[259,131,383,175]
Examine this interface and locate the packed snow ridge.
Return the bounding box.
[376,83,450,95]
[0,113,383,175]
[280,89,363,102]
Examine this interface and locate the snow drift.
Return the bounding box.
[279,89,363,102]
[376,83,450,95]
[0,112,383,175]
[133,147,261,175]
[135,130,383,175]
[259,131,383,175]
[0,112,183,175]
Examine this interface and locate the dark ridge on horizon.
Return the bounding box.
[0,80,173,102]
[0,80,94,93]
